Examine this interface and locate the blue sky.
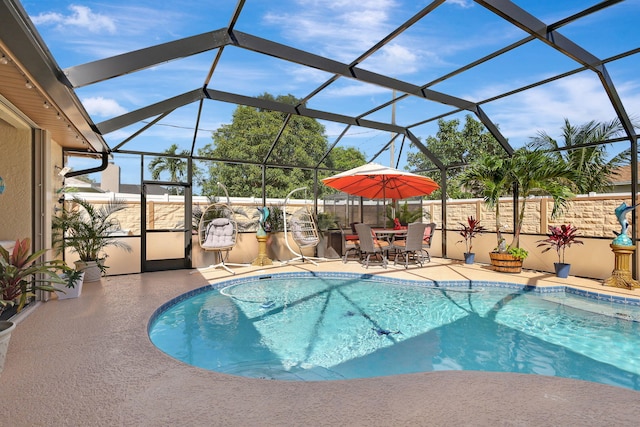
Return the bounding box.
[20,0,640,185]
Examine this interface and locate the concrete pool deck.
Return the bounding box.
[2,258,639,426]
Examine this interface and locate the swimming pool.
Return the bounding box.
[148,273,640,389]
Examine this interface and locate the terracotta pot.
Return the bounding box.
[489,252,523,273]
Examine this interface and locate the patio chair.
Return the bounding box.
[354,223,389,268]
[340,224,360,263]
[283,187,322,265]
[196,205,246,275]
[392,222,428,268]
[421,222,436,263]
[192,182,249,275]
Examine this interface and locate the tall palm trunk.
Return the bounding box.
[510,199,527,250]
[495,200,504,250]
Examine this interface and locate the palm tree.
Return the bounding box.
[508,149,574,249]
[458,149,574,250]
[457,154,512,248]
[528,118,631,194]
[148,144,190,195]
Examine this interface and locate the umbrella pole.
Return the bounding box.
[391,200,396,224]
[383,179,387,229]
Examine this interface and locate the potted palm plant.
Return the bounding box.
[1,238,70,374]
[458,216,486,264]
[537,224,583,278]
[52,196,131,282]
[458,149,573,273]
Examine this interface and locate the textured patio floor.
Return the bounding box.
[2,258,639,426]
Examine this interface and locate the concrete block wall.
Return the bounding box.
[61,193,639,279]
[425,194,634,239]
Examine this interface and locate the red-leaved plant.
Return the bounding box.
[537,224,583,264]
[458,216,487,254]
[1,238,67,312]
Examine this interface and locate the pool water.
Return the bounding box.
[148,275,640,389]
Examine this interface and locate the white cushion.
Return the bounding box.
[203,219,235,248]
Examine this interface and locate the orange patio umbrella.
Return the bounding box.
[322,162,439,200]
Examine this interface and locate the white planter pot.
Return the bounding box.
[74,260,102,282]
[0,320,16,375]
[54,272,85,299]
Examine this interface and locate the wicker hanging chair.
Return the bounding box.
[194,182,248,275]
[282,187,322,265]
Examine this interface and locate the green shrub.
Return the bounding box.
[508,247,529,261]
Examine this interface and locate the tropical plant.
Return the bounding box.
[537,224,583,264]
[385,201,423,227]
[457,153,512,247]
[52,197,132,273]
[508,148,574,249]
[0,238,68,312]
[60,268,85,289]
[265,204,284,232]
[528,118,632,194]
[317,212,338,231]
[148,144,192,195]
[458,148,574,252]
[507,247,529,261]
[458,216,487,254]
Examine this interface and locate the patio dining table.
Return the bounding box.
[372,228,407,243]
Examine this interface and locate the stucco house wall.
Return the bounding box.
[0,118,32,241]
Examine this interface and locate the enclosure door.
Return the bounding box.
[141,181,192,272]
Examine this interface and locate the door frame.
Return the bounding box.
[141,180,192,272]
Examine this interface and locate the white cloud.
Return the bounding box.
[32,5,116,34]
[82,97,128,118]
[264,0,398,62]
[446,0,474,9]
[260,0,480,85]
[363,43,419,75]
[288,66,334,84]
[324,81,389,98]
[261,0,441,89]
[472,73,640,147]
[30,11,64,26]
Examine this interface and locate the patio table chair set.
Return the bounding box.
[323,162,439,269]
[353,222,435,269]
